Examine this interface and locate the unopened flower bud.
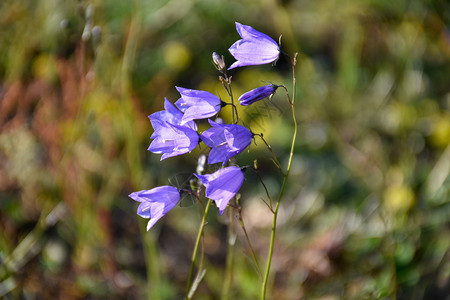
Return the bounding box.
[238,84,279,106]
[212,52,226,71]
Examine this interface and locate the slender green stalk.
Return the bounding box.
[220,69,238,300]
[253,167,274,211]
[261,53,298,300]
[221,209,235,300]
[237,201,263,278]
[256,134,285,176]
[186,198,212,299]
[225,74,237,124]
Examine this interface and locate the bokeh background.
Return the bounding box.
[1,0,449,299]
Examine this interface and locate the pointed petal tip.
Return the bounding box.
[146,219,157,231]
[175,86,185,93]
[227,63,240,70]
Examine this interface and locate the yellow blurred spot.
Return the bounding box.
[430,113,450,148]
[383,184,415,212]
[163,41,191,71]
[33,54,58,83]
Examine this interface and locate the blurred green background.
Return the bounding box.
[1,0,449,299]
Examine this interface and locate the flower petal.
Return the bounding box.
[228,22,280,70]
[176,87,222,124]
[200,121,252,165]
[129,186,181,230]
[148,121,199,160]
[194,166,244,215]
[235,22,277,44]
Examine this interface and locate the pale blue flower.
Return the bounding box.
[129,186,180,230]
[148,120,199,160]
[228,22,280,70]
[149,98,197,134]
[175,87,222,124]
[194,166,245,215]
[200,120,252,165]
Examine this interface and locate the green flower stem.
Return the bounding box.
[253,167,274,211]
[221,209,235,300]
[237,200,263,278]
[226,75,237,124]
[256,134,285,176]
[186,198,212,299]
[219,73,240,124]
[220,71,238,300]
[261,53,298,300]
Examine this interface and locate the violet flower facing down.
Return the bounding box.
[228,22,280,70]
[175,87,222,125]
[129,186,181,230]
[239,84,279,106]
[149,97,197,132]
[194,166,245,215]
[148,120,199,160]
[200,120,252,165]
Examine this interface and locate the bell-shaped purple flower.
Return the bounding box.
[175,87,222,125]
[200,120,252,165]
[149,98,197,135]
[129,185,181,230]
[238,84,279,106]
[148,120,199,160]
[228,22,280,70]
[194,166,245,215]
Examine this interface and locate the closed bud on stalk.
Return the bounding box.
[212,52,226,72]
[238,84,279,106]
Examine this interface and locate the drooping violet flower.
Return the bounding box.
[148,120,199,160]
[175,87,223,125]
[129,186,181,230]
[238,84,279,106]
[149,98,197,134]
[228,22,280,70]
[194,166,245,215]
[200,120,252,165]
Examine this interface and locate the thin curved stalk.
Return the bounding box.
[256,134,285,176]
[186,198,212,299]
[237,202,263,278]
[221,209,235,300]
[252,167,274,211]
[219,69,238,300]
[261,53,298,300]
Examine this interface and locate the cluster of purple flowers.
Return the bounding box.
[130,22,281,230]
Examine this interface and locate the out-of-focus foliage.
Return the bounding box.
[0,0,449,299]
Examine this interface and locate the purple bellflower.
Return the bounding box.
[194,166,245,215]
[175,87,222,125]
[149,98,197,133]
[239,84,279,106]
[200,120,253,165]
[228,22,280,70]
[129,185,181,230]
[148,119,199,160]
